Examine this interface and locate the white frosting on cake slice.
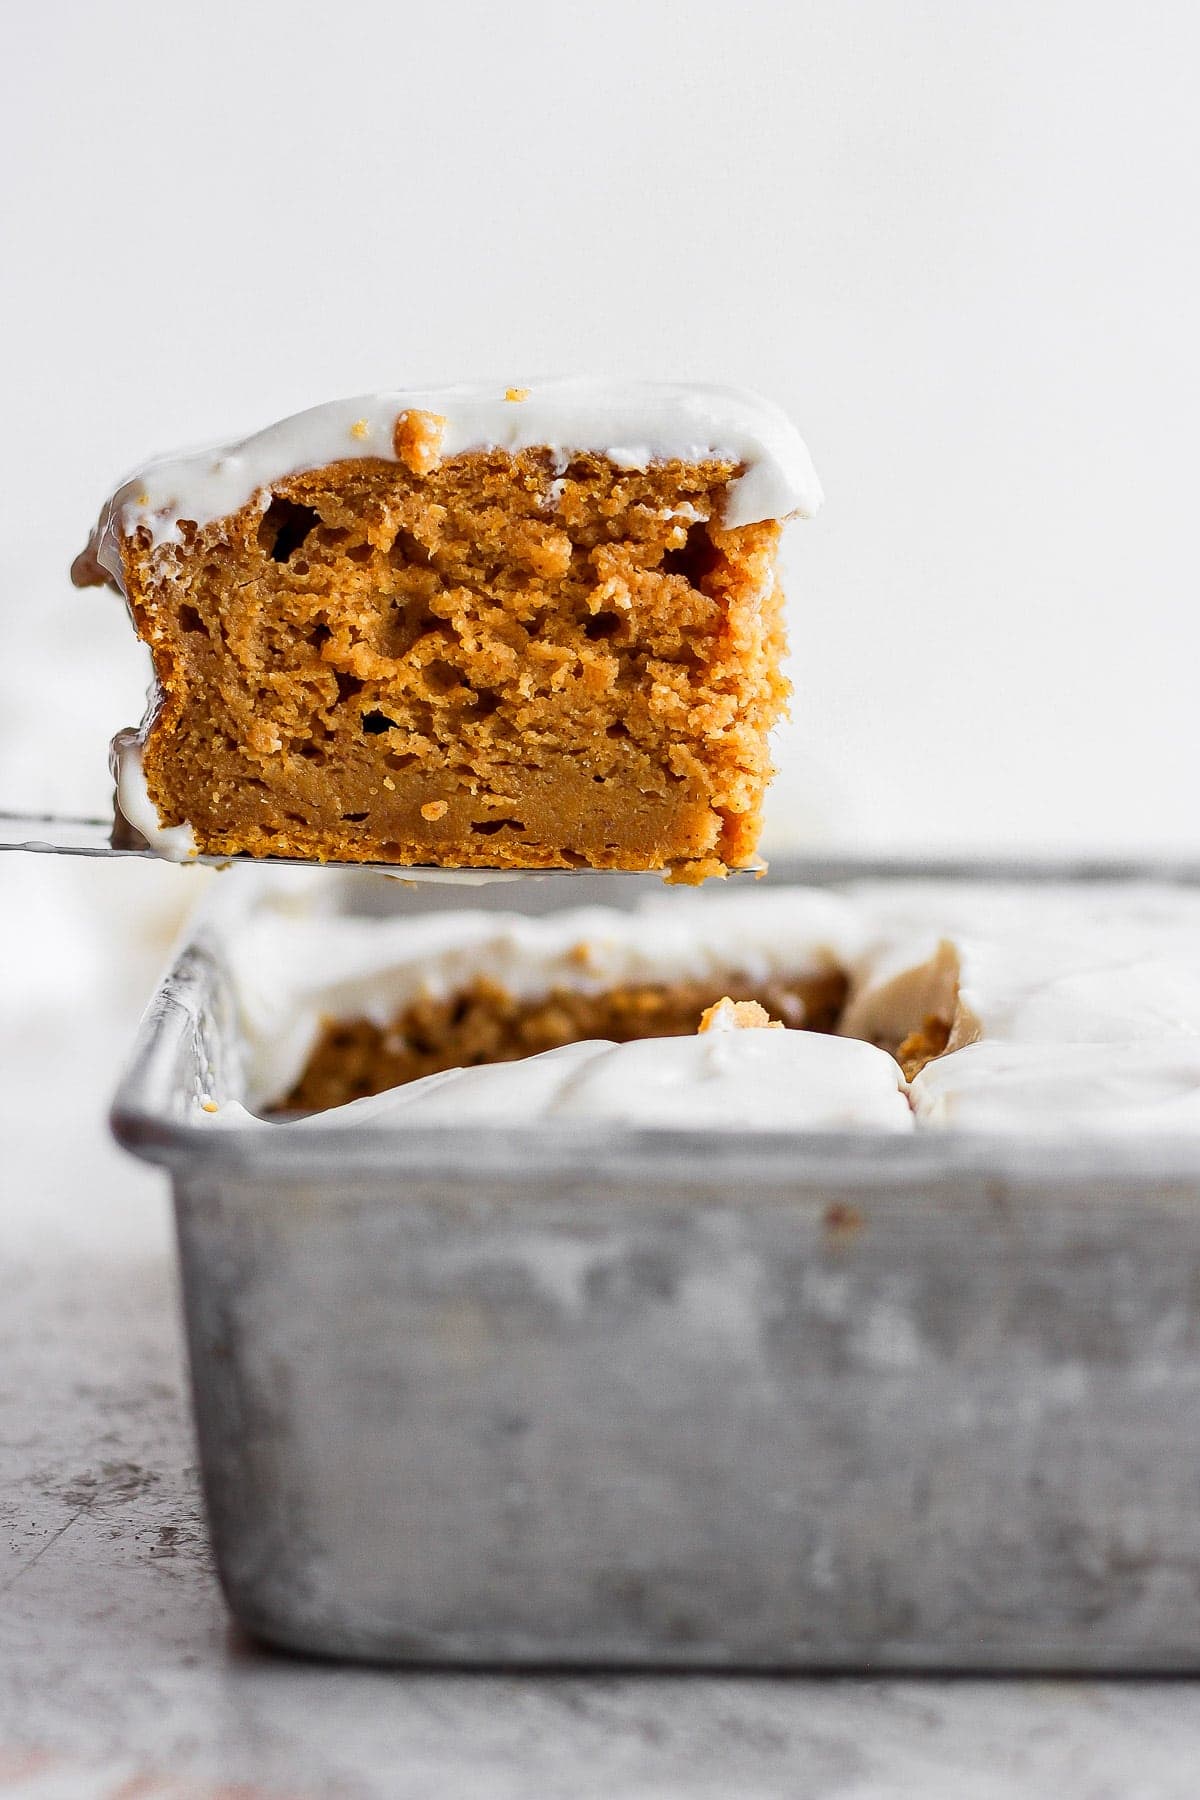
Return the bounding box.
[89,378,823,583]
[110,730,198,861]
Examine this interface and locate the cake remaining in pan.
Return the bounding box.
[188,874,1200,1134]
[74,380,822,882]
[225,884,862,1112]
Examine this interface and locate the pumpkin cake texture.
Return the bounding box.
[73,380,822,880]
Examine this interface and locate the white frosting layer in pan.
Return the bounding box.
[221,883,865,1110]
[187,876,1200,1137]
[843,881,1200,1133]
[211,1030,913,1135]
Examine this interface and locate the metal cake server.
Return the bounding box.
[0,809,616,884]
[9,812,1198,889]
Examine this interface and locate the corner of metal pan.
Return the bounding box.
[110,938,236,1168]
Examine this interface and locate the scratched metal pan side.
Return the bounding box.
[113,857,1200,1669]
[169,1157,1200,1671]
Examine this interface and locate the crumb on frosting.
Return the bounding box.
[505,386,530,402]
[392,409,446,476]
[350,418,370,440]
[697,996,784,1033]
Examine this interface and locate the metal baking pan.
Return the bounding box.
[112,858,1200,1670]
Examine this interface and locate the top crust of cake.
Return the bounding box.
[77,379,823,587]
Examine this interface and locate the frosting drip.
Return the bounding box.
[110,730,197,861]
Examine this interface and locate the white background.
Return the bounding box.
[3,0,1200,1032]
[4,12,1200,1778]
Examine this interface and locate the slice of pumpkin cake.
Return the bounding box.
[74,380,821,880]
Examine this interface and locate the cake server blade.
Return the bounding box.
[0,809,602,884]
